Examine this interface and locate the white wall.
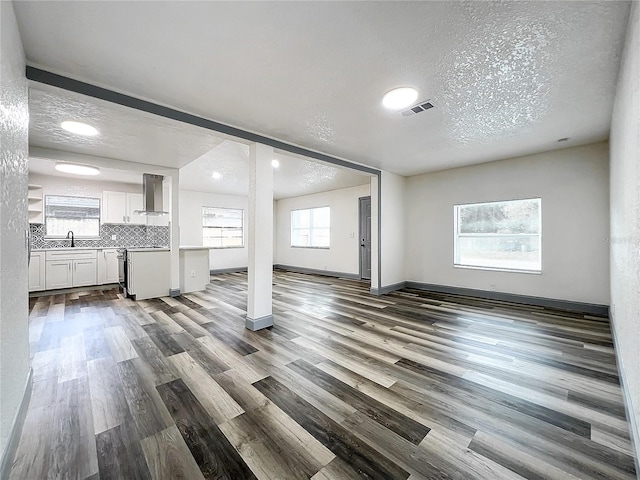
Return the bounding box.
[179,189,248,270]
[29,172,142,199]
[0,0,30,459]
[380,171,406,289]
[275,184,370,275]
[405,143,610,305]
[609,1,640,463]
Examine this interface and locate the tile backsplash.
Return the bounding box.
[30,223,170,250]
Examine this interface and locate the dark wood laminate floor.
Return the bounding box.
[10,271,637,479]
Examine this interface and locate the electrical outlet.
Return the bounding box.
[111,235,117,240]
[190,270,196,277]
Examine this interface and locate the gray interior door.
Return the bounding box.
[359,196,372,280]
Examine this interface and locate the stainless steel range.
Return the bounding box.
[116,248,128,296]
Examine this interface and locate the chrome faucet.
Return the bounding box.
[66,230,75,247]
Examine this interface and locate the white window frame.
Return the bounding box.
[44,195,101,238]
[202,206,244,249]
[291,206,331,249]
[453,198,542,274]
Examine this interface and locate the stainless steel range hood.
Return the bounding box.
[134,174,168,216]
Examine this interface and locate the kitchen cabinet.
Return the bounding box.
[127,193,147,225]
[102,191,146,225]
[127,249,170,300]
[28,184,43,224]
[179,247,209,294]
[45,260,73,289]
[73,259,98,286]
[98,249,119,284]
[45,250,97,290]
[29,251,46,292]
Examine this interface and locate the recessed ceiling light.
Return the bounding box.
[382,87,419,111]
[212,172,222,180]
[61,121,99,136]
[271,159,280,168]
[54,163,100,176]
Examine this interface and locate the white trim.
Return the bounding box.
[453,265,542,275]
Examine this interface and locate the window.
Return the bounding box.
[203,207,244,248]
[45,195,101,237]
[454,198,541,272]
[291,206,330,248]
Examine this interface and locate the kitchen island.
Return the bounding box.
[179,246,210,294]
[127,248,170,300]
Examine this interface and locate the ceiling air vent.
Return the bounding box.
[401,100,435,117]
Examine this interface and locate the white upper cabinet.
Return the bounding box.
[103,191,146,225]
[126,193,146,225]
[102,191,127,224]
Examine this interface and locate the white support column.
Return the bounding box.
[246,143,274,330]
[167,172,181,296]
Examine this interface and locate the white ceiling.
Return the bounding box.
[180,142,371,200]
[29,156,143,185]
[15,1,630,175]
[29,84,225,169]
[28,85,370,198]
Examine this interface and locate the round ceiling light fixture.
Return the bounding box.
[271,159,280,168]
[212,171,222,180]
[382,87,419,110]
[54,163,100,176]
[61,121,99,136]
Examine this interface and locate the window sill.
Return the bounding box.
[206,246,245,249]
[291,246,330,250]
[454,264,541,275]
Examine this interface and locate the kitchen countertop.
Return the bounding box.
[33,246,170,252]
[127,248,170,252]
[33,247,118,251]
[179,245,210,250]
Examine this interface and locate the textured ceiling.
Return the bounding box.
[28,156,143,185]
[15,1,630,175]
[180,141,371,200]
[28,85,225,169]
[28,86,370,198]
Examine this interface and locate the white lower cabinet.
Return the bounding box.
[29,251,46,292]
[98,249,119,284]
[45,260,73,290]
[73,259,97,286]
[45,250,98,290]
[127,250,170,300]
